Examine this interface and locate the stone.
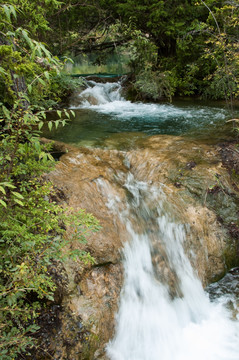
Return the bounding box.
[37,135,239,359]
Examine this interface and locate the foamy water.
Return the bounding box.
[45,80,233,147]
[96,174,239,360]
[72,80,227,125]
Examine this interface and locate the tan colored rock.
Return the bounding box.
[41,135,236,359]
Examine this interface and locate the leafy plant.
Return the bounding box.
[0,4,100,358]
[198,0,239,104]
[0,93,101,360]
[134,68,175,101]
[0,99,100,360]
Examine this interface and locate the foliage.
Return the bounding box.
[96,0,239,101]
[42,0,109,54]
[0,3,100,358]
[0,0,61,37]
[0,101,100,360]
[30,73,83,108]
[0,0,239,357]
[0,102,100,358]
[6,0,233,102]
[0,1,80,108]
[134,68,175,101]
[197,1,239,102]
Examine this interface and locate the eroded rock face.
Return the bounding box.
[126,135,233,284]
[40,135,238,359]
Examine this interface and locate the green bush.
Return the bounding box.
[0,99,100,359]
[0,5,100,358]
[134,68,176,101]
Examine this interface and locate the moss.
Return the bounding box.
[223,240,239,272]
[80,333,101,360]
[206,190,239,225]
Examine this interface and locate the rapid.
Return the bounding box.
[98,174,239,360]
[50,79,239,359]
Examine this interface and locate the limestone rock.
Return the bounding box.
[38,135,238,359]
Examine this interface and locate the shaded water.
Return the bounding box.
[46,80,235,149]
[97,175,239,360]
[64,51,130,75]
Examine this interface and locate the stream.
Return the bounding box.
[101,175,239,360]
[47,80,235,149]
[47,79,239,359]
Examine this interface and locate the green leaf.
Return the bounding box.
[57,110,62,118]
[48,121,52,131]
[0,186,6,195]
[12,191,24,199]
[39,151,46,160]
[0,199,7,208]
[9,5,17,19]
[3,182,15,189]
[44,71,50,81]
[0,67,7,76]
[38,77,46,86]
[27,84,32,93]
[21,29,33,48]
[33,140,41,151]
[7,296,13,307]
[38,121,44,130]
[6,30,15,37]
[41,45,51,58]
[13,198,24,206]
[31,46,37,60]
[2,106,11,120]
[47,153,54,161]
[47,295,54,301]
[3,5,11,22]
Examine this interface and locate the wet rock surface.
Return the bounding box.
[126,135,239,283]
[36,135,239,359]
[206,267,239,319]
[220,142,239,178]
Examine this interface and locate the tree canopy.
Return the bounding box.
[35,0,238,101]
[1,0,238,101]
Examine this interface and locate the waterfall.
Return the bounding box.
[97,174,239,360]
[77,80,123,106]
[68,80,228,139]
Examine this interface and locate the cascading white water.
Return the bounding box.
[78,80,123,105]
[72,80,227,123]
[97,174,239,360]
[48,79,235,148]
